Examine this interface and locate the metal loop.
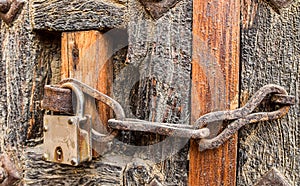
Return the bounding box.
[195,84,289,129]
[59,78,125,120]
[60,82,85,118]
[197,84,293,151]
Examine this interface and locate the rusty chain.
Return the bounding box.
[57,78,295,152]
[196,84,294,151]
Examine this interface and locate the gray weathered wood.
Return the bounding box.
[31,0,127,31]
[111,0,192,185]
[239,0,300,185]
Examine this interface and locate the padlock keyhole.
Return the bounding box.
[55,146,63,162]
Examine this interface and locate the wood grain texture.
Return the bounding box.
[189,0,240,185]
[61,31,113,155]
[31,0,126,31]
[111,0,192,184]
[238,0,300,185]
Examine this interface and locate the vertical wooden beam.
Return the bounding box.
[189,0,240,185]
[61,31,113,154]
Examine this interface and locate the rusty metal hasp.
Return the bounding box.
[42,78,295,157]
[43,82,92,166]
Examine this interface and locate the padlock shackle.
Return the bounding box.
[60,82,85,118]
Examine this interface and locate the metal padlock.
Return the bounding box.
[43,82,92,166]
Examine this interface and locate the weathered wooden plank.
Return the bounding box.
[238,0,300,185]
[61,30,113,155]
[1,1,195,186]
[111,0,192,184]
[189,0,240,185]
[31,0,126,31]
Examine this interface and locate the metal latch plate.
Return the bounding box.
[43,115,92,166]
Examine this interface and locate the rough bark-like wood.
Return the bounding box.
[111,0,192,184]
[31,0,127,31]
[0,20,5,154]
[0,1,61,184]
[189,0,240,185]
[238,0,300,185]
[25,145,125,186]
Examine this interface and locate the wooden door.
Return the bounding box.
[0,0,299,185]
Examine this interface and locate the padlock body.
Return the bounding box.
[43,115,92,166]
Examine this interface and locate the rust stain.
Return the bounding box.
[41,85,73,114]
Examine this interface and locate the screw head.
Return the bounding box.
[42,153,49,161]
[68,118,75,125]
[43,125,48,132]
[70,158,78,166]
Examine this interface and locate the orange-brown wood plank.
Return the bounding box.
[61,31,113,155]
[189,0,240,185]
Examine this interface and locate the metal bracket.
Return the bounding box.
[42,79,295,155]
[0,0,24,25]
